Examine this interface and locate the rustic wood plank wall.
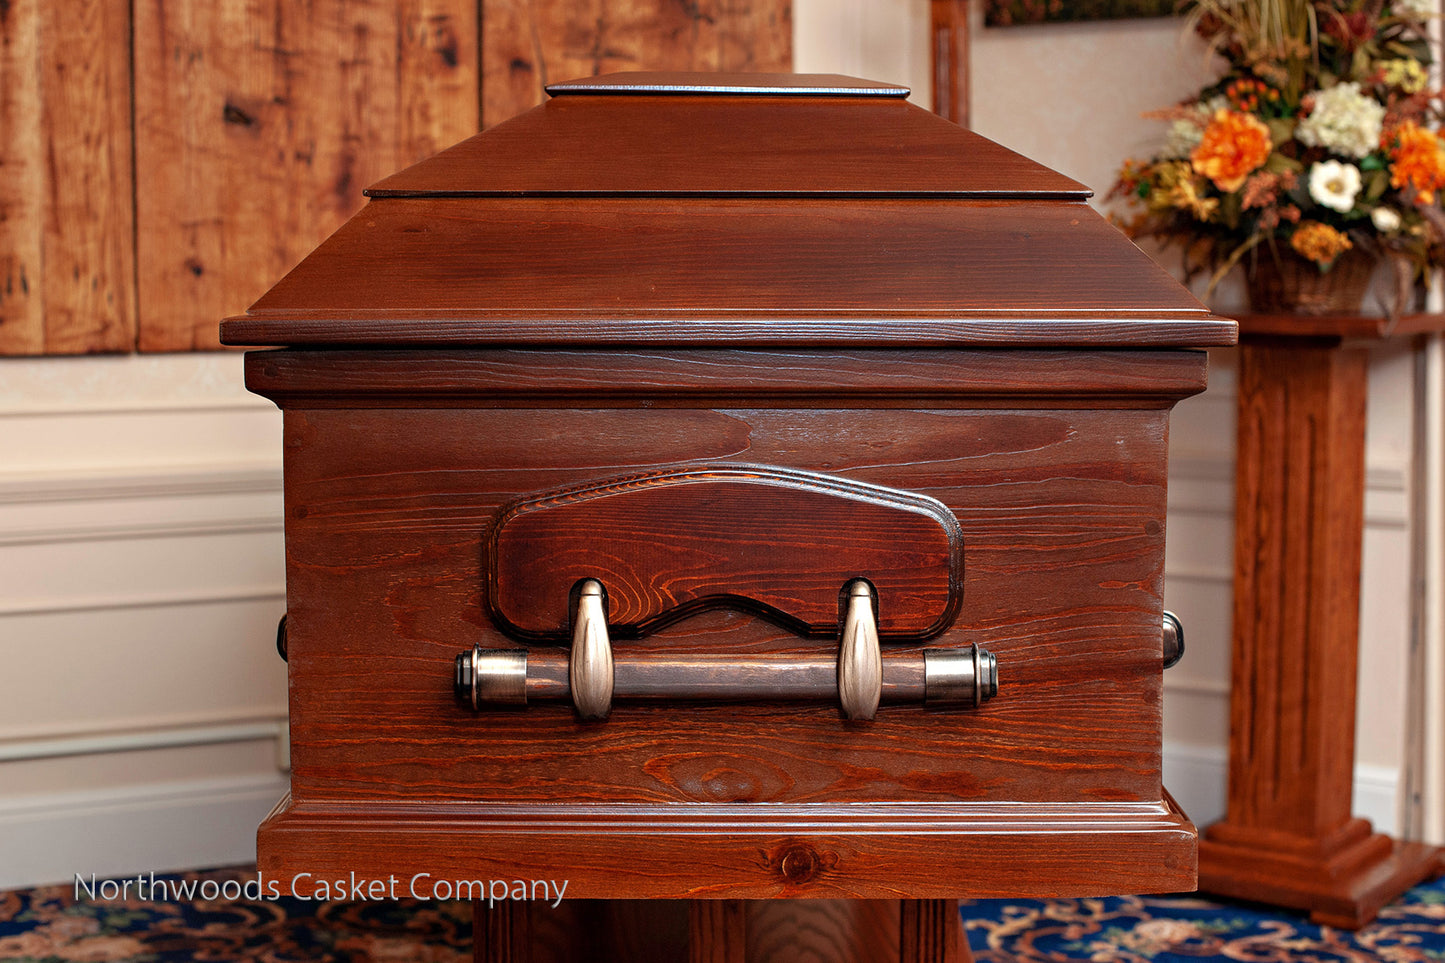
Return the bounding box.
[0,0,791,356]
[133,0,480,351]
[482,0,793,127]
[0,0,136,355]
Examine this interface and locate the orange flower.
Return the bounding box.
[1387,120,1445,205]
[1191,109,1272,193]
[1290,221,1354,266]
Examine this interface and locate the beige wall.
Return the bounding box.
[0,4,1427,888]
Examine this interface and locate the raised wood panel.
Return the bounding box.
[276,402,1171,807]
[489,466,962,641]
[132,0,478,352]
[0,0,135,355]
[481,0,793,127]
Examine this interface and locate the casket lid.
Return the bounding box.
[220,72,1236,349]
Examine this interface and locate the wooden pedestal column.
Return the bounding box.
[1198,324,1444,928]
[473,898,969,963]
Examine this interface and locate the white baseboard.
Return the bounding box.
[1162,742,1230,829]
[0,774,288,891]
[1355,762,1403,837]
[1163,742,1400,837]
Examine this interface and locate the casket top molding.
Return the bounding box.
[220,72,1237,350]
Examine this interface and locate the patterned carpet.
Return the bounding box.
[0,866,1441,961]
[961,883,1445,961]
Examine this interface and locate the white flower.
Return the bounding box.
[1297,82,1386,158]
[1372,206,1402,231]
[1163,118,1206,158]
[1161,99,1227,159]
[1395,0,1434,21]
[1309,160,1362,212]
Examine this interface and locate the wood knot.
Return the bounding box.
[777,844,820,884]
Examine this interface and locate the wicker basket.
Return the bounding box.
[1246,247,1377,315]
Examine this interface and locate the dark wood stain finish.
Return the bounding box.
[489,465,962,641]
[229,75,1234,955]
[251,347,1202,883]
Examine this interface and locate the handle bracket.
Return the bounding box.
[456,579,997,719]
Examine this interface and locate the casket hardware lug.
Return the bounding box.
[837,579,882,720]
[1162,611,1185,669]
[569,579,615,720]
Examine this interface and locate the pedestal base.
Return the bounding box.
[473,898,971,963]
[1199,819,1444,928]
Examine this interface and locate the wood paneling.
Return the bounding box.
[132,0,478,351]
[245,344,1204,898]
[481,0,792,127]
[0,0,135,355]
[4,2,800,355]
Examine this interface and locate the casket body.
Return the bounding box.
[223,73,1236,900]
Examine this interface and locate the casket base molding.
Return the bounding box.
[257,792,1197,899]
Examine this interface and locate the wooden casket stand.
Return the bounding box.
[222,72,1238,963]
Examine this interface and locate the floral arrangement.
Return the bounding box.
[1112,0,1445,298]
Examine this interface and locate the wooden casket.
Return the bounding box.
[221,72,1236,958]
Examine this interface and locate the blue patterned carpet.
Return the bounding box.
[0,866,1440,961]
[960,879,1445,961]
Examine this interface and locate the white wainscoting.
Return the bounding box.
[0,355,289,888]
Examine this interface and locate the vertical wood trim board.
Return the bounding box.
[0,0,136,355]
[132,0,480,352]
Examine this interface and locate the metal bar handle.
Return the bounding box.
[456,579,998,720]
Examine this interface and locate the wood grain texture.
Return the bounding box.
[747,900,897,963]
[274,397,1179,808]
[489,467,961,640]
[480,1,792,128]
[476,901,691,963]
[132,0,477,351]
[0,0,134,355]
[475,901,529,963]
[259,795,1199,899]
[1199,338,1445,926]
[930,0,970,128]
[223,199,1234,348]
[250,345,1205,896]
[243,347,1213,409]
[691,900,745,963]
[899,900,964,963]
[369,93,1084,197]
